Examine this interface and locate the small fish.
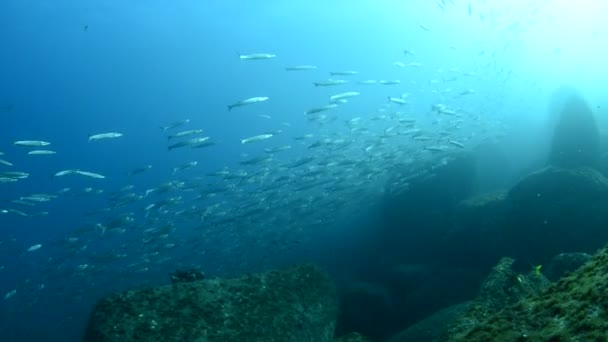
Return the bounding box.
[358,80,378,85]
[168,129,204,140]
[305,104,338,115]
[329,92,360,101]
[0,159,13,166]
[418,21,430,31]
[285,65,317,71]
[191,140,215,149]
[128,165,152,176]
[173,161,198,174]
[425,146,448,152]
[258,114,272,119]
[314,79,348,87]
[409,62,422,67]
[403,49,416,56]
[241,134,274,144]
[0,171,29,179]
[168,137,210,150]
[13,140,51,147]
[28,150,56,155]
[239,53,277,60]
[88,132,123,142]
[228,97,269,111]
[54,170,77,177]
[27,244,42,252]
[393,62,406,67]
[379,80,401,85]
[75,170,106,179]
[0,209,28,216]
[468,3,472,16]
[449,140,465,148]
[161,119,190,132]
[330,71,359,76]
[4,290,16,300]
[388,97,408,105]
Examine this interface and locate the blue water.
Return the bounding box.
[1,0,607,340]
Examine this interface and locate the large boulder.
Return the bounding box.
[502,166,608,263]
[448,244,608,341]
[84,264,337,342]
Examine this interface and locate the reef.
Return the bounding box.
[446,245,608,341]
[84,264,337,342]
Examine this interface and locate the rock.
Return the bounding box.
[386,302,470,342]
[545,252,592,282]
[503,166,608,263]
[448,244,608,341]
[84,264,337,342]
[336,282,393,341]
[444,257,550,341]
[442,192,508,268]
[334,332,371,342]
[548,90,600,168]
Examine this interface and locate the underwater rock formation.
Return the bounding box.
[545,252,592,282]
[387,302,470,342]
[443,257,550,341]
[84,264,337,342]
[334,332,371,342]
[447,244,608,341]
[548,90,600,168]
[503,166,608,263]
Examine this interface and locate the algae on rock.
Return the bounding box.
[84,264,337,342]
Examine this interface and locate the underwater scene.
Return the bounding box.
[2,0,608,341]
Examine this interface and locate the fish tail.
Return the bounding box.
[227,105,233,111]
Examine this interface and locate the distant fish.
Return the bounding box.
[239,53,277,60]
[449,140,465,148]
[379,80,401,85]
[403,49,416,56]
[409,62,422,67]
[329,92,360,101]
[128,165,152,176]
[241,134,274,144]
[173,161,198,174]
[168,129,204,140]
[358,80,378,85]
[88,132,123,142]
[285,65,317,71]
[418,21,430,31]
[468,3,472,16]
[13,140,51,147]
[54,169,105,179]
[28,150,56,155]
[257,114,272,119]
[305,104,338,115]
[75,170,105,179]
[314,79,348,87]
[388,97,408,105]
[27,244,42,252]
[168,137,210,150]
[4,289,16,300]
[0,159,13,166]
[161,119,190,132]
[1,171,29,179]
[54,170,77,177]
[228,97,269,111]
[330,71,359,76]
[393,62,406,67]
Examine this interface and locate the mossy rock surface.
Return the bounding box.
[448,246,608,341]
[84,264,337,342]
